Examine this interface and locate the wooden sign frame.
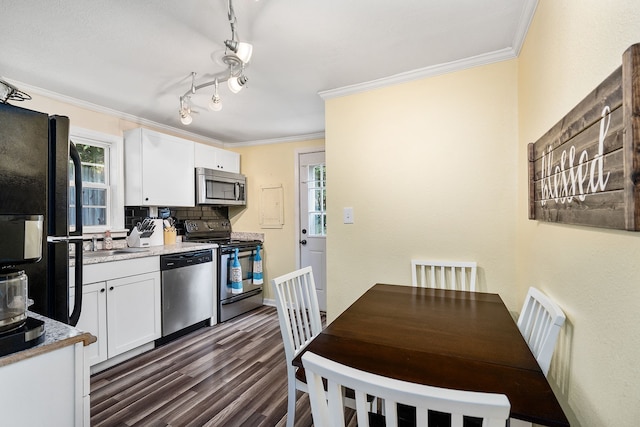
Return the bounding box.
[528,44,640,230]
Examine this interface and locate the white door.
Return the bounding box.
[298,151,327,311]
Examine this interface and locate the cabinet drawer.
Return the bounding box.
[83,256,159,283]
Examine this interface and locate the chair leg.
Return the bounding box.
[286,377,297,427]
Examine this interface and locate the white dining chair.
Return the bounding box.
[517,287,566,376]
[411,260,477,291]
[302,351,511,427]
[272,266,323,427]
[509,287,566,427]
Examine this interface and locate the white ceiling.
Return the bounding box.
[0,0,536,145]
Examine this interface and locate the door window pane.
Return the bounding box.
[307,164,326,236]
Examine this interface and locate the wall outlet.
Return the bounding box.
[343,207,354,224]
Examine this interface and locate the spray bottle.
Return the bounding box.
[230,248,243,294]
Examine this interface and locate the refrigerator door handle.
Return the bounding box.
[47,235,84,243]
[68,240,83,326]
[69,142,83,237]
[68,142,83,326]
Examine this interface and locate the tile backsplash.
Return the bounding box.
[124,206,229,235]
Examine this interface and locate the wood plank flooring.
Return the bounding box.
[90,306,317,426]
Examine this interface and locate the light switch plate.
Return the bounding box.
[343,207,354,224]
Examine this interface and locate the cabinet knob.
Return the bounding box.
[100,288,106,293]
[109,286,114,291]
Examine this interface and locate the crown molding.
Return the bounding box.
[319,0,538,100]
[225,131,325,148]
[2,78,226,147]
[512,0,538,56]
[319,47,517,100]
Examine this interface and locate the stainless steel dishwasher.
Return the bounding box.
[160,249,214,337]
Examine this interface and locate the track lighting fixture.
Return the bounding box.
[178,0,252,125]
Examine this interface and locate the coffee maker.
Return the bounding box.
[0,215,46,357]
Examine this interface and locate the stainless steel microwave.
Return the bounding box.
[195,167,246,206]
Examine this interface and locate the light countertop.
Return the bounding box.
[0,311,96,368]
[72,241,218,266]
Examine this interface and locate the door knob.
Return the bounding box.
[299,239,307,245]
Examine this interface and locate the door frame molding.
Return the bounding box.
[294,146,325,269]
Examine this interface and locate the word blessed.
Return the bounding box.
[540,106,612,205]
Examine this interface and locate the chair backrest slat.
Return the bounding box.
[411,260,477,291]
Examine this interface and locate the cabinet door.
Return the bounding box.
[215,148,240,173]
[72,281,108,366]
[194,143,218,170]
[106,271,161,358]
[141,130,195,206]
[194,143,240,173]
[0,343,80,426]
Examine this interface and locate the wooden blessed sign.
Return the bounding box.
[528,43,640,230]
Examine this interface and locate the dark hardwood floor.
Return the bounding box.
[90,306,317,426]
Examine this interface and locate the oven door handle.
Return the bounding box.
[221,288,262,304]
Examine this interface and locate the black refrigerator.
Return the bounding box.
[0,102,84,325]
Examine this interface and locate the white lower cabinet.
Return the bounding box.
[73,257,161,367]
[0,342,88,426]
[77,281,108,366]
[105,271,160,357]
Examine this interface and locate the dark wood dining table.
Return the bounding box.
[292,283,570,427]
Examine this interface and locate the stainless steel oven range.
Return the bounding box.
[183,218,264,323]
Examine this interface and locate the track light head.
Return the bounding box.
[228,75,248,93]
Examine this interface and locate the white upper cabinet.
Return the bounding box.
[194,143,240,173]
[124,128,195,207]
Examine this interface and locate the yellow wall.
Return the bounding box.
[230,140,325,301]
[324,2,640,425]
[516,1,640,426]
[325,59,520,319]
